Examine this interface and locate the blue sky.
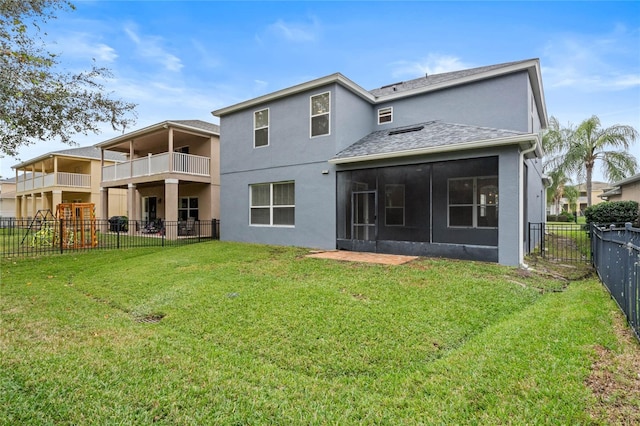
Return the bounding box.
[2,0,639,183]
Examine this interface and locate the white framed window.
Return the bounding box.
[254,108,269,148]
[310,92,330,137]
[378,107,393,124]
[448,176,498,228]
[179,197,198,221]
[384,184,404,226]
[250,181,295,226]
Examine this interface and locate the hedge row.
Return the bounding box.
[584,200,639,225]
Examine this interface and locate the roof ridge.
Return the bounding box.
[420,58,536,80]
[369,58,539,97]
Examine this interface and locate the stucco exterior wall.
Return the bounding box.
[374,72,530,132]
[497,147,522,265]
[218,66,544,266]
[221,83,371,176]
[608,181,640,203]
[220,163,336,249]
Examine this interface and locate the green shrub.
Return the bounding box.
[546,212,575,223]
[584,200,639,225]
[559,211,575,223]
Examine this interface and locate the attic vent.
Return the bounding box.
[388,126,424,136]
[380,81,403,90]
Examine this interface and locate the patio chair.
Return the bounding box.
[180,217,196,236]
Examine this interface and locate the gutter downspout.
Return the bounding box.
[519,139,539,268]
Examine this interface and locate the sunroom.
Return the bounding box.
[330,121,543,264]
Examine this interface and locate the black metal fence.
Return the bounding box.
[0,218,219,257]
[528,222,591,263]
[591,223,640,341]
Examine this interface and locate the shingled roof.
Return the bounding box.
[13,146,126,169]
[369,59,536,97]
[96,119,219,148]
[50,146,125,161]
[214,59,547,128]
[169,120,220,133]
[331,121,538,164]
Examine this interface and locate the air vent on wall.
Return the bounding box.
[388,125,424,136]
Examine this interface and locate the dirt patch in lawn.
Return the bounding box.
[306,250,418,265]
[586,313,640,424]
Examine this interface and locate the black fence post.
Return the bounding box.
[540,222,545,258]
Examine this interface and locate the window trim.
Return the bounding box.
[253,108,269,148]
[249,181,295,227]
[310,91,330,138]
[447,176,498,229]
[178,196,199,221]
[384,184,405,227]
[378,107,393,125]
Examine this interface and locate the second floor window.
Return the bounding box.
[378,107,393,124]
[254,108,269,148]
[310,92,330,137]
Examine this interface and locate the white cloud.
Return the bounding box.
[267,17,320,42]
[389,54,473,79]
[123,23,183,72]
[53,33,118,63]
[190,40,221,69]
[542,26,640,91]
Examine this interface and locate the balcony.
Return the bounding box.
[102,152,211,182]
[16,172,91,192]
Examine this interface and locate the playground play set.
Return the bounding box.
[23,203,98,249]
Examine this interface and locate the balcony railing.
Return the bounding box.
[16,172,91,192]
[102,152,211,182]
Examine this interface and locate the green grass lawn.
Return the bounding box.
[1,242,638,424]
[542,224,592,261]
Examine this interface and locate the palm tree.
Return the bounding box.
[543,115,638,206]
[563,185,579,217]
[546,169,569,217]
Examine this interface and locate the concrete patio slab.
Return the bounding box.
[306,250,418,265]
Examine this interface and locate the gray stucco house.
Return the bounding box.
[212,59,549,266]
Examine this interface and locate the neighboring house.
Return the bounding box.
[12,147,127,219]
[0,177,17,218]
[548,181,610,216]
[600,174,640,203]
[213,58,548,266]
[96,120,220,229]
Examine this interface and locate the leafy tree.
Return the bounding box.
[543,115,638,207]
[0,0,136,158]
